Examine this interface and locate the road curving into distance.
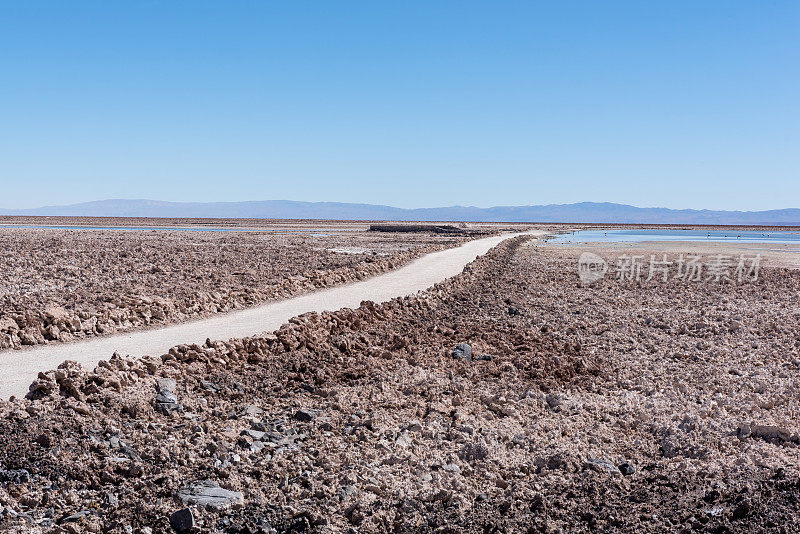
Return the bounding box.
[0,231,538,399]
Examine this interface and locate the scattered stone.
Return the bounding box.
[44,306,70,323]
[338,485,357,501]
[705,506,725,518]
[35,433,52,448]
[169,507,195,533]
[364,484,382,495]
[618,462,636,476]
[442,463,462,474]
[60,510,92,523]
[452,343,472,361]
[459,442,489,462]
[405,420,423,432]
[741,423,800,444]
[241,429,266,440]
[157,378,177,393]
[732,499,751,520]
[396,431,413,448]
[583,457,621,476]
[200,380,221,392]
[0,468,30,484]
[240,405,264,418]
[481,394,518,417]
[176,480,244,510]
[545,393,563,411]
[293,409,319,422]
[155,378,182,414]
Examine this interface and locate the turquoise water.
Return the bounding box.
[549,229,800,245]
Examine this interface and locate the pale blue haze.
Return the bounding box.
[1,1,798,210]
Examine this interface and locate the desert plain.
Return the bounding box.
[1,219,800,533]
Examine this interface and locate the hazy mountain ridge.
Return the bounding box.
[2,199,800,224]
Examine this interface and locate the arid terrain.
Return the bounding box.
[1,225,800,533]
[0,221,490,351]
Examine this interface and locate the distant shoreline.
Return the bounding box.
[2,199,800,225]
[1,215,799,232]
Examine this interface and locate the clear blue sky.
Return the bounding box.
[1,1,798,210]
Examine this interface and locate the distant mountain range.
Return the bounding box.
[2,199,800,225]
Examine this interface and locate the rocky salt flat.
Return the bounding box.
[1,234,800,532]
[0,221,479,350]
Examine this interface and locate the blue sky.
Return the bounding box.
[1,1,798,210]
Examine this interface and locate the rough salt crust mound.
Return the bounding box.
[0,227,472,350]
[1,236,800,533]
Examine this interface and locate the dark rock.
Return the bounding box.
[155,378,182,414]
[156,390,178,404]
[60,510,92,523]
[458,441,489,462]
[536,453,570,471]
[200,380,220,392]
[170,507,195,533]
[404,420,423,432]
[545,393,563,411]
[156,396,182,414]
[319,420,335,431]
[294,409,319,422]
[618,462,636,476]
[0,468,30,484]
[583,457,621,476]
[120,444,142,462]
[476,354,493,361]
[530,493,545,512]
[338,484,357,501]
[732,499,751,520]
[452,343,472,361]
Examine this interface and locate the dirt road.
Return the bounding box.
[0,231,536,399]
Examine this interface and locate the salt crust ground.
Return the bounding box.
[1,236,799,532]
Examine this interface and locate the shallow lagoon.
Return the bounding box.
[549,228,800,245]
